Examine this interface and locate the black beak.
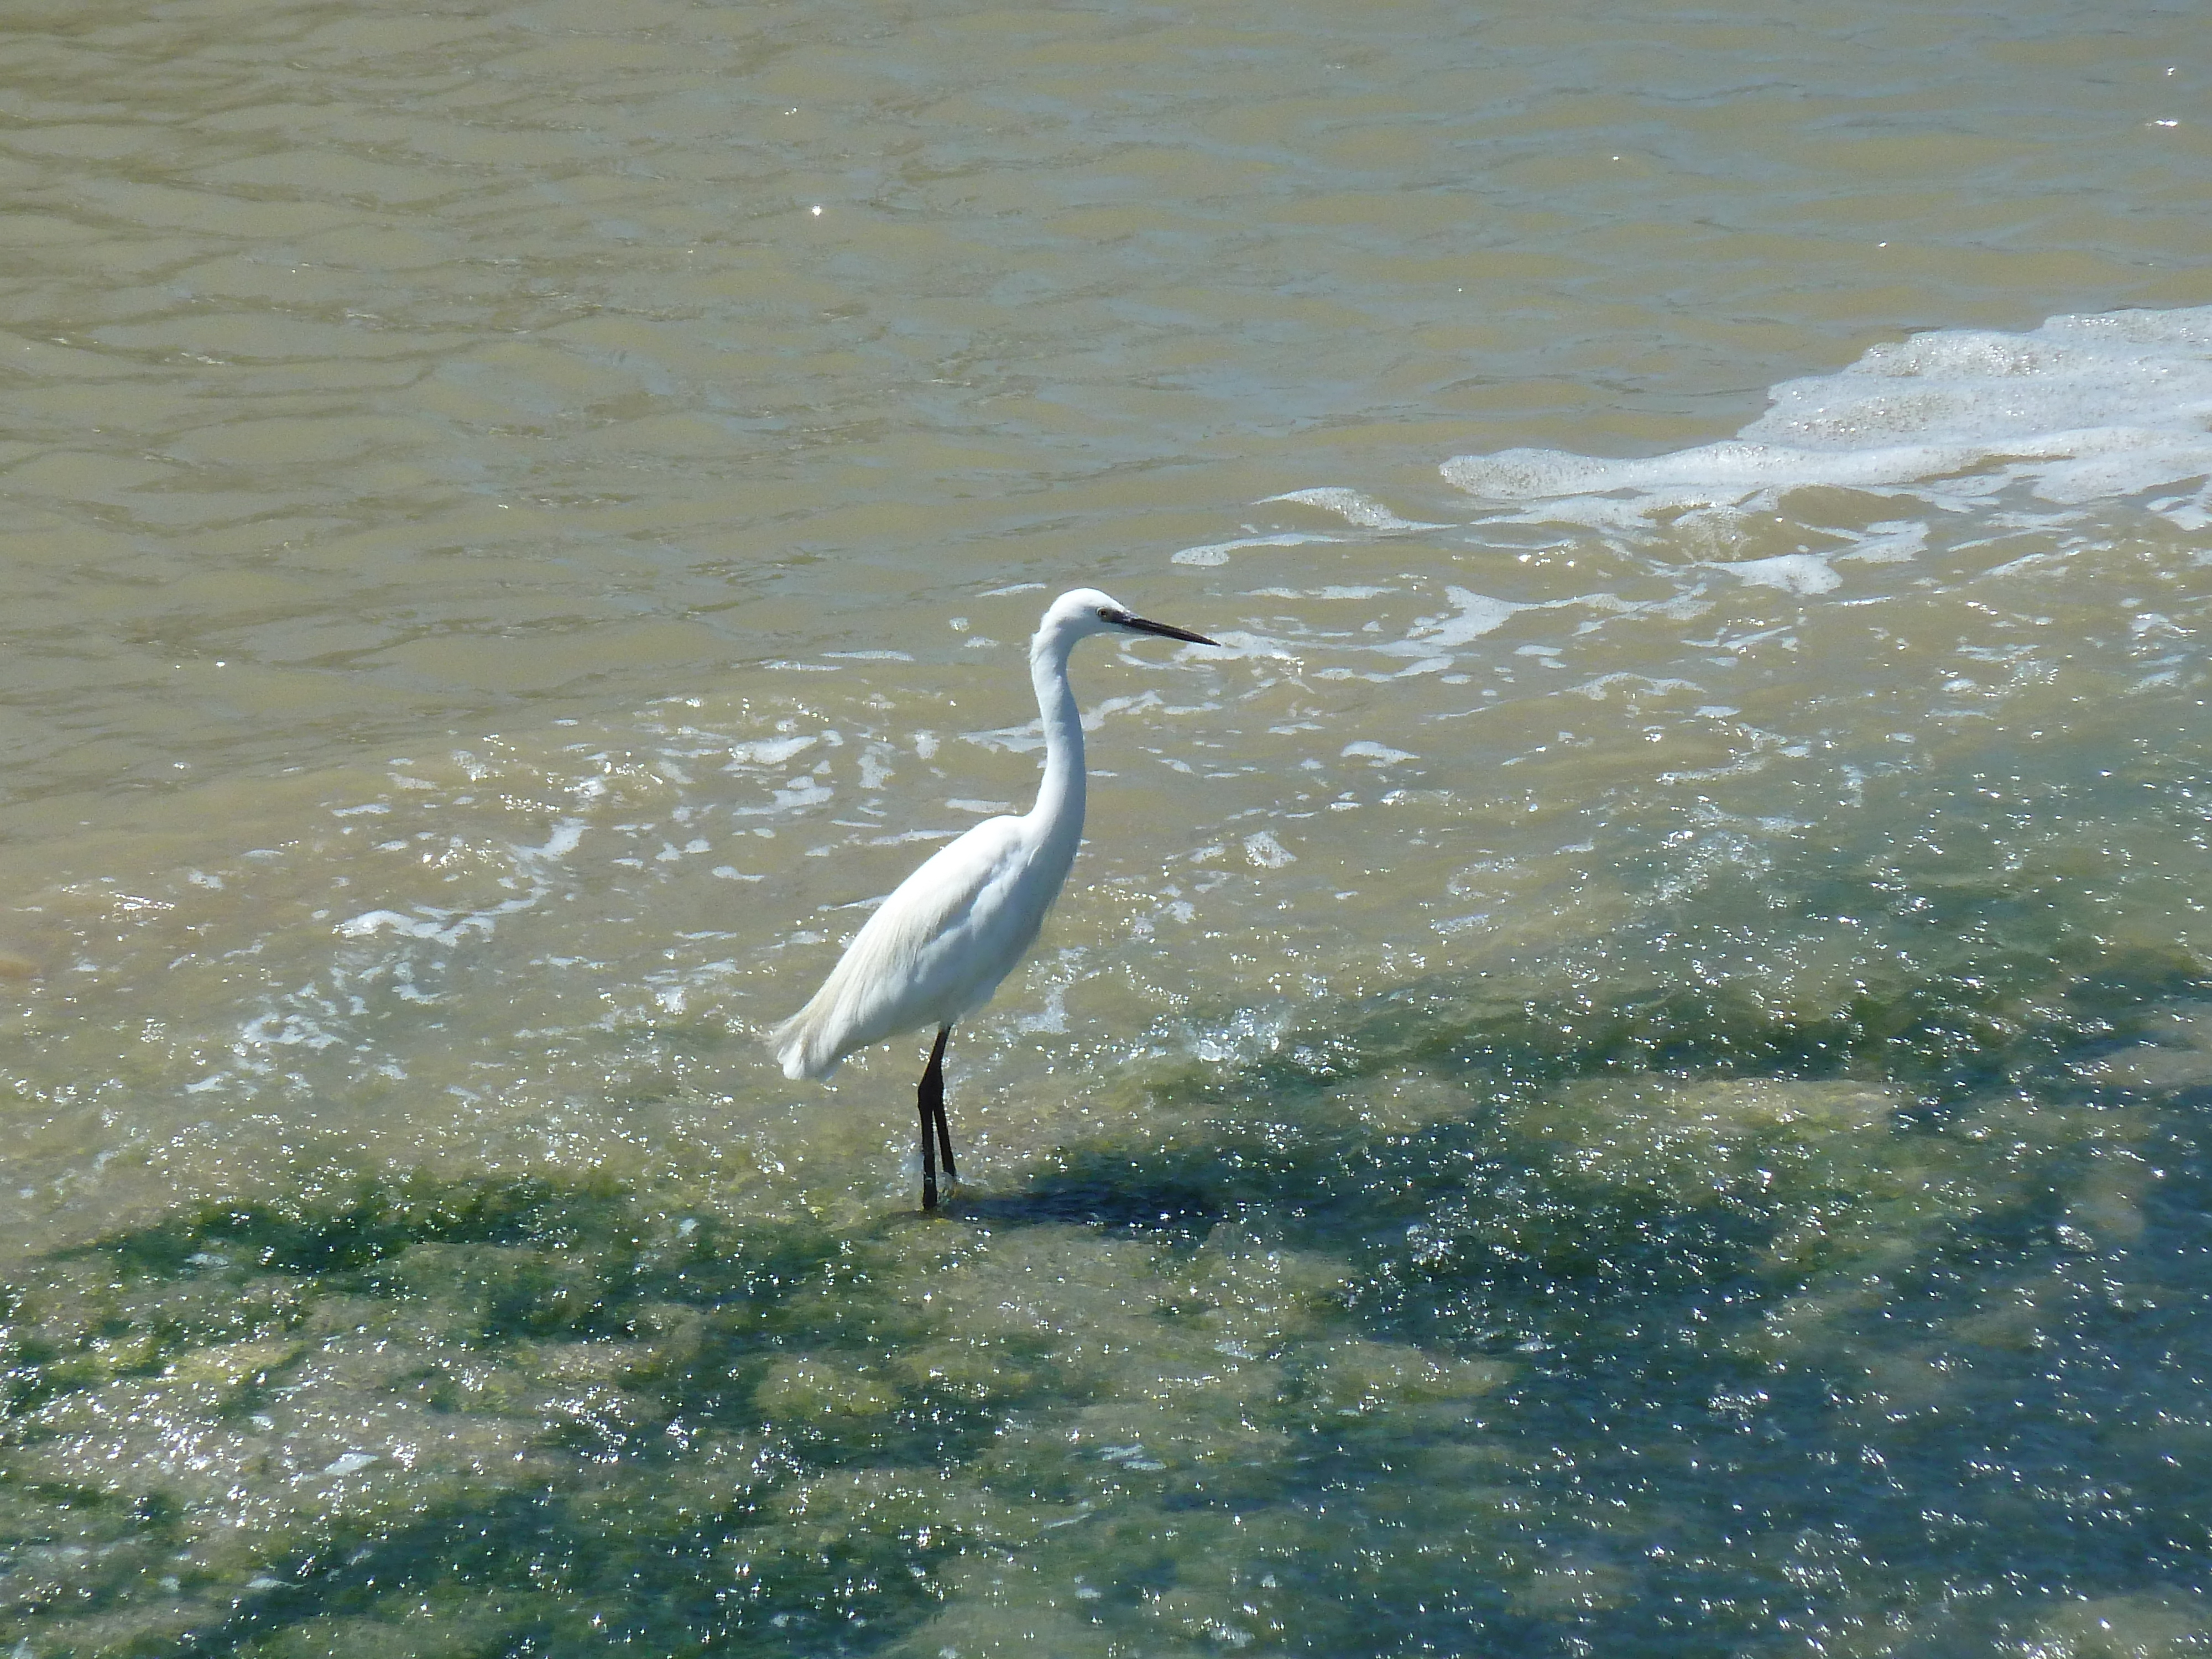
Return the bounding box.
[1102,608,1218,647]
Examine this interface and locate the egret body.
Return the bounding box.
[771,587,1217,1208]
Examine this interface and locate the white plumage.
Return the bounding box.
[771,814,1041,1081]
[770,587,1217,1207]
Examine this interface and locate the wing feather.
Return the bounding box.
[771,816,1045,1078]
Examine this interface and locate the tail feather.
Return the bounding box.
[769,999,839,1081]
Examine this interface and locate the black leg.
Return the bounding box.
[917,1094,936,1210]
[917,1025,951,1211]
[931,1025,958,1181]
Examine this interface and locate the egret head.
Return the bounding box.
[1036,587,1218,655]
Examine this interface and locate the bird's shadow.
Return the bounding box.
[933,1170,1223,1237]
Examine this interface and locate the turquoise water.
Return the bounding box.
[3,0,2210,1652]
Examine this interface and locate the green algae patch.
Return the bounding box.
[753,1357,902,1424]
[5,830,2212,1658]
[1520,1075,1903,1198]
[1298,1338,1512,1418]
[2024,1594,2212,1659]
[0,1160,1511,1655]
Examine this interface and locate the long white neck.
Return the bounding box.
[1027,633,1086,849]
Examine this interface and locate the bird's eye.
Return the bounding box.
[1096,607,1114,620]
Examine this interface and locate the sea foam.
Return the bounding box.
[1442,305,2212,531]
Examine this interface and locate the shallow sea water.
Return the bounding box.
[3,1,2211,1654]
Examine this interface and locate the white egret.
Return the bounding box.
[771,587,1218,1208]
